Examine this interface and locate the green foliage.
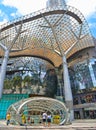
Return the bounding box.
[4,79,13,89]
[23,75,31,83]
[12,76,22,87]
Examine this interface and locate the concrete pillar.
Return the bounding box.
[63,55,74,121]
[79,108,84,119]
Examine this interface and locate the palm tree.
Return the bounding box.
[4,78,13,89]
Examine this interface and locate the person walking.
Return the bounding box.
[47,112,51,127]
[21,113,26,124]
[6,113,11,125]
[42,111,47,126]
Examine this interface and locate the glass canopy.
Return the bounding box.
[0,5,94,68]
[7,97,69,125]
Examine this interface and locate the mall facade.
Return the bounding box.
[0,0,96,123]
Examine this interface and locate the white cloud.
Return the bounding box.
[1,0,96,18]
[0,9,5,17]
[10,11,21,18]
[66,0,96,18]
[0,9,9,25]
[2,0,47,15]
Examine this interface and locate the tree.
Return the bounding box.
[4,79,13,89]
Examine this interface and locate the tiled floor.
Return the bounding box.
[0,119,96,130]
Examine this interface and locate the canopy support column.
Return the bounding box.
[0,23,22,98]
[0,49,9,98]
[63,55,74,121]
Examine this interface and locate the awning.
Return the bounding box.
[84,107,96,111]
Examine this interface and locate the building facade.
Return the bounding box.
[0,0,96,120]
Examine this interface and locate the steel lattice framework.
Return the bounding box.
[7,97,69,125]
[0,5,94,68]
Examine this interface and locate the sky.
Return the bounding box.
[0,0,96,38]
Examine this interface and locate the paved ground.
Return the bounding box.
[0,119,96,130]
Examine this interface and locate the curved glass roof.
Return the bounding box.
[7,97,69,125]
[0,5,94,67]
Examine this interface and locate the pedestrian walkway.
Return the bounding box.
[0,119,96,130]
